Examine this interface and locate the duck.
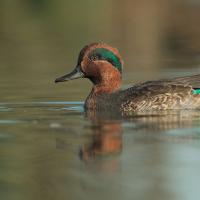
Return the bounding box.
[55,43,200,113]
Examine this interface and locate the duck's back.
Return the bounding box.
[119,74,200,112]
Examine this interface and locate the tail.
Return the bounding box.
[172,74,200,89]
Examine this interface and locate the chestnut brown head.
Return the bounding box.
[55,43,123,86]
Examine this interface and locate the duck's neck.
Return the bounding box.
[90,67,122,95]
[85,78,121,110]
[84,64,122,109]
[92,81,121,95]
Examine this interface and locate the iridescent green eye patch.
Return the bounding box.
[89,48,122,73]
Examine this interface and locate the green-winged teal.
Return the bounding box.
[55,43,200,113]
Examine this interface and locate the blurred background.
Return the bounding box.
[1,2,200,200]
[1,0,200,102]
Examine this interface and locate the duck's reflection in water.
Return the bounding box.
[79,120,123,160]
[79,110,123,160]
[127,110,200,131]
[79,109,200,160]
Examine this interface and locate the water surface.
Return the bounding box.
[1,1,200,197]
[1,93,200,200]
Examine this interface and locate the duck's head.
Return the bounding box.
[55,43,123,92]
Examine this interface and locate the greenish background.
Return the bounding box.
[1,0,200,102]
[1,1,200,200]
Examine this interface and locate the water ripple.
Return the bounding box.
[0,106,12,112]
[0,120,24,124]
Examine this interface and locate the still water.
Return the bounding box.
[1,0,200,199]
[1,68,200,200]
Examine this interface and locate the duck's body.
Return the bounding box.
[55,43,200,113]
[85,75,200,112]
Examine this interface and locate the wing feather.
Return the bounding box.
[120,78,194,112]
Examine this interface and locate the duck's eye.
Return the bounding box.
[90,54,99,61]
[88,48,122,73]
